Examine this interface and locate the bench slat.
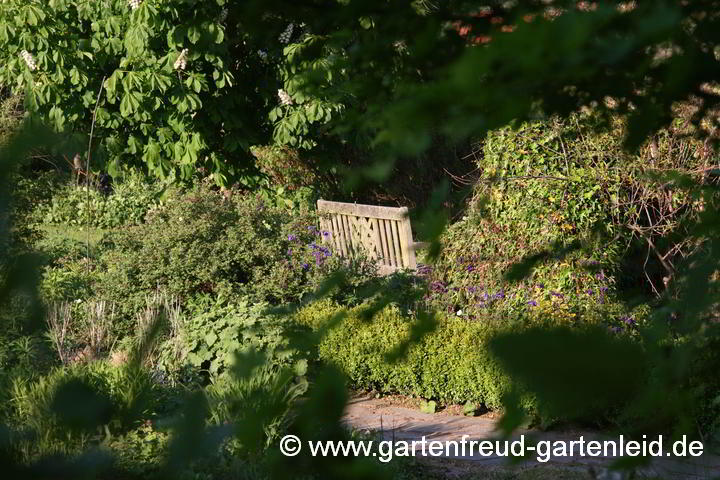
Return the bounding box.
[318,199,408,221]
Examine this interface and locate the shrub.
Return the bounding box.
[40,264,93,304]
[256,225,380,307]
[7,171,60,256]
[294,299,661,429]
[251,145,323,192]
[0,93,23,144]
[98,186,297,312]
[420,114,664,331]
[96,185,379,332]
[294,300,525,411]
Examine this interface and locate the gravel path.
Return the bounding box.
[343,394,720,479]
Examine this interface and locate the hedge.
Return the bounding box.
[294,300,531,411]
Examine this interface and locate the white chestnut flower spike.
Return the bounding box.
[20,50,36,71]
[278,23,294,44]
[128,0,142,10]
[278,89,293,106]
[174,49,189,71]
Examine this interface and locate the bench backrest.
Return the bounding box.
[317,199,417,275]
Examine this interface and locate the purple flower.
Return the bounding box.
[417,264,432,276]
[468,286,477,293]
[621,316,636,326]
[322,231,330,237]
[430,281,447,293]
[610,326,623,334]
[536,283,545,290]
[600,286,609,293]
[595,272,605,280]
[550,291,564,299]
[527,300,537,307]
[494,291,505,300]
[586,289,594,296]
[467,265,476,273]
[288,234,297,242]
[302,263,310,271]
[287,248,292,256]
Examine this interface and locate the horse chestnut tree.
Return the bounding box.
[0,0,331,184]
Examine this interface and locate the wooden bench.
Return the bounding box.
[317,199,426,275]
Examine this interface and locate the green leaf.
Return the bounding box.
[187,25,201,44]
[120,91,141,117]
[420,400,436,414]
[69,67,80,85]
[0,23,9,43]
[463,401,478,417]
[104,70,122,101]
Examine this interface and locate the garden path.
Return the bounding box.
[343,394,720,479]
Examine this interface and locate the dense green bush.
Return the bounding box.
[107,422,170,479]
[293,299,662,430]
[97,186,285,319]
[97,184,377,324]
[421,114,687,330]
[294,300,524,411]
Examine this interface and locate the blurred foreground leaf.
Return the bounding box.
[490,326,646,419]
